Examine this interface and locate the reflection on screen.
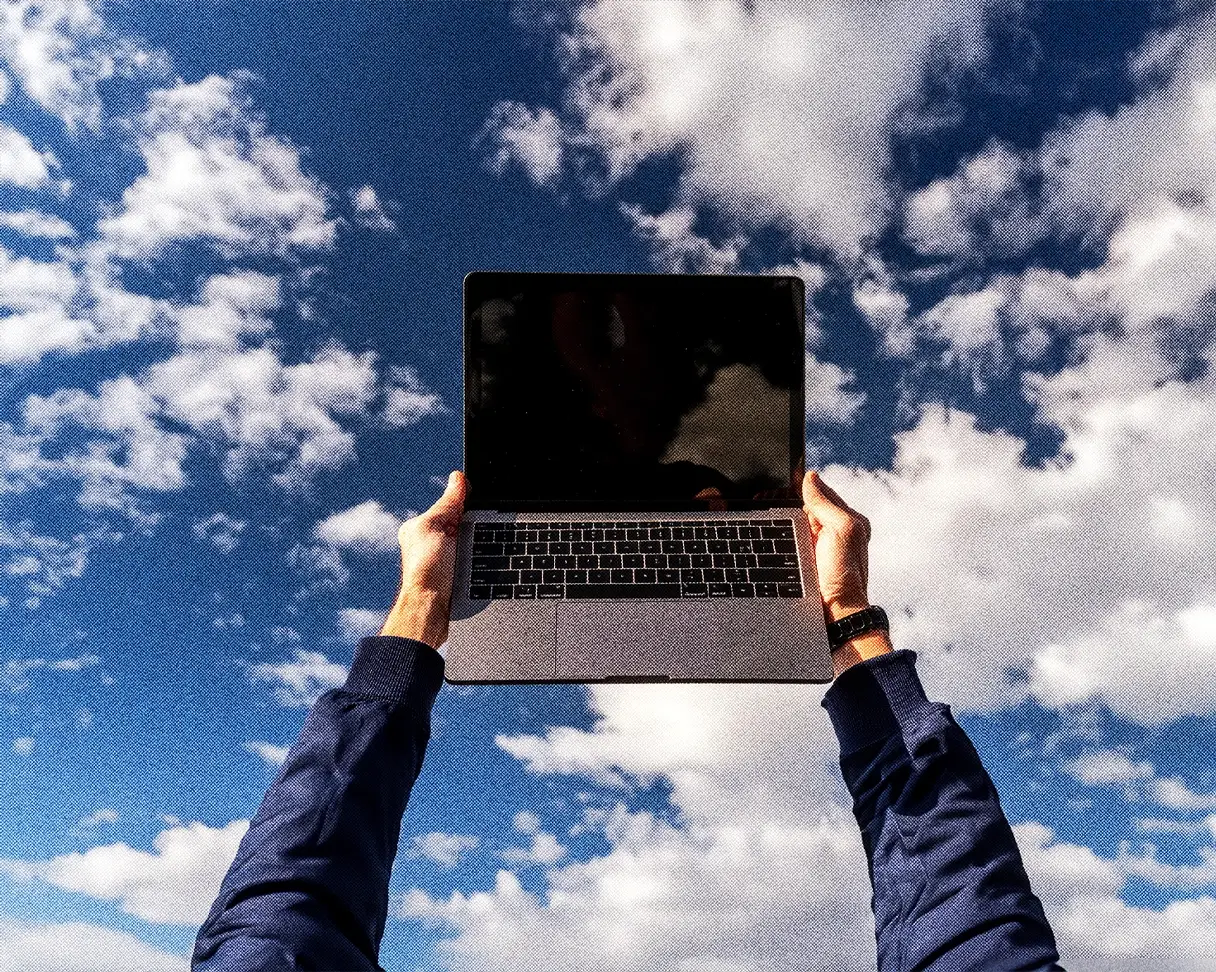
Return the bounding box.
[465,274,804,511]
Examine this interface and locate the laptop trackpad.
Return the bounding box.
[555,601,728,680]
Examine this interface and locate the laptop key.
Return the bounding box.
[472,556,510,569]
[470,586,493,599]
[691,554,713,568]
[657,569,680,583]
[492,585,514,599]
[725,568,748,582]
[756,553,798,567]
[538,585,564,599]
[681,584,709,597]
[589,569,611,583]
[749,568,800,583]
[556,555,577,568]
[774,539,796,553]
[566,570,588,584]
[708,583,731,597]
[521,570,543,584]
[514,585,536,598]
[566,584,681,598]
[611,569,633,583]
[732,583,755,597]
[471,570,519,585]
[761,525,792,538]
[543,570,564,583]
[755,583,779,597]
[634,568,656,583]
[778,584,803,597]
[751,539,775,553]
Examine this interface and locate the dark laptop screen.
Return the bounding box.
[464,273,805,512]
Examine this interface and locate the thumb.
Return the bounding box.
[801,470,849,530]
[424,470,467,531]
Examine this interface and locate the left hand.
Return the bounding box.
[379,470,467,648]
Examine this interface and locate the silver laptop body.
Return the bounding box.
[445,272,832,684]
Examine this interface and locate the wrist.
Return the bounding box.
[830,629,893,677]
[379,590,445,648]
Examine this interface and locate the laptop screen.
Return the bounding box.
[464,272,806,512]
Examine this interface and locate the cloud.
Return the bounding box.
[410,832,481,870]
[247,648,347,707]
[500,811,567,866]
[338,607,386,643]
[243,740,289,766]
[350,184,398,232]
[4,653,100,691]
[1064,750,1216,811]
[0,918,187,972]
[78,808,119,828]
[0,208,75,237]
[96,73,336,259]
[192,512,247,553]
[315,499,402,554]
[0,818,247,925]
[12,736,34,755]
[0,123,59,188]
[480,0,994,255]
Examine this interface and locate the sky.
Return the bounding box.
[3,0,1216,968]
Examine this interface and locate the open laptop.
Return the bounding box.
[445,272,833,683]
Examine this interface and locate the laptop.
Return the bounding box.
[445,271,833,683]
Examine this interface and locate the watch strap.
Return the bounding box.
[826,605,890,652]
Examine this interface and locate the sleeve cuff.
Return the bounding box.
[343,635,445,711]
[820,649,938,756]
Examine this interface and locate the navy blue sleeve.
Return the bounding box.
[822,650,1065,972]
[193,635,444,972]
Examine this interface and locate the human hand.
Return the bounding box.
[379,470,467,649]
[801,470,892,674]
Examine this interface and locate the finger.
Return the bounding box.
[421,471,467,532]
[801,470,853,529]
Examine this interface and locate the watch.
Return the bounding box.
[826,605,890,652]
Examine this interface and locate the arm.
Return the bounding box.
[802,471,1063,972]
[192,636,443,971]
[193,471,467,971]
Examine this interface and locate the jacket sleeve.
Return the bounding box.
[822,650,1065,972]
[193,635,445,972]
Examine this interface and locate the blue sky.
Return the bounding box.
[4,1,1216,969]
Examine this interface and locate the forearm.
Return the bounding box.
[823,651,1062,972]
[193,636,444,971]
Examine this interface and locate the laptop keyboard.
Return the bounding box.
[468,519,803,600]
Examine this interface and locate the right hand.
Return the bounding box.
[801,470,892,672]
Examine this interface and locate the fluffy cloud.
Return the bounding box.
[97,74,336,259]
[243,740,289,766]
[315,499,403,554]
[1064,750,1216,811]
[0,208,76,237]
[411,832,481,870]
[338,607,386,642]
[192,512,247,553]
[481,0,994,255]
[0,522,103,606]
[0,918,186,972]
[0,123,59,188]
[247,648,347,707]
[0,818,248,925]
[350,184,397,232]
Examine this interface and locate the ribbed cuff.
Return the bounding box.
[820,650,937,756]
[343,635,445,711]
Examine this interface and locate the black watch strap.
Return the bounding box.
[826,605,889,652]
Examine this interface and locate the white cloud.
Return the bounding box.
[247,648,347,707]
[805,356,865,425]
[97,74,336,259]
[174,269,281,348]
[351,184,397,232]
[338,607,386,643]
[192,512,246,553]
[0,208,74,238]
[1064,750,1216,811]
[0,124,58,187]
[479,101,565,188]
[383,364,449,428]
[243,740,289,766]
[78,807,119,828]
[903,140,1039,257]
[315,499,401,554]
[482,0,994,255]
[618,202,743,273]
[12,736,34,755]
[0,918,187,972]
[0,818,247,925]
[0,522,99,605]
[411,832,481,869]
